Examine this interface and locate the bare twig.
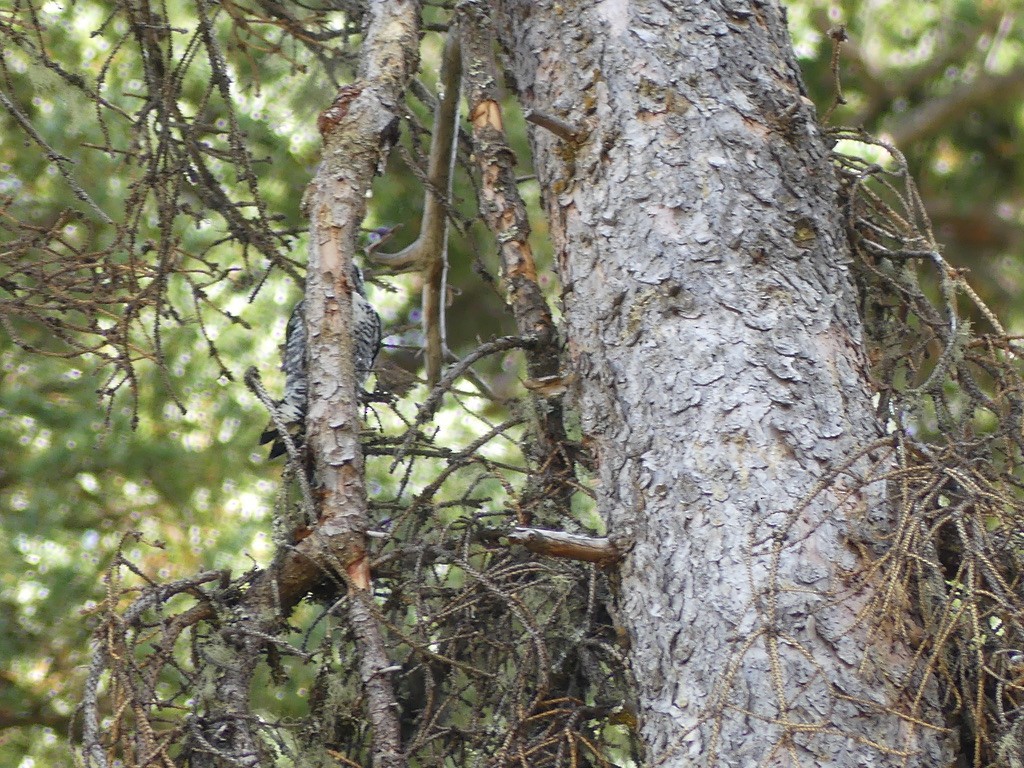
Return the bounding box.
[245,366,316,524]
[524,108,585,142]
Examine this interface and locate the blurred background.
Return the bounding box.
[1,1,1022,763]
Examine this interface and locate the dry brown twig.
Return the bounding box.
[824,129,1024,766]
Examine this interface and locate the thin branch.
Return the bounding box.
[371,29,462,386]
[0,90,114,224]
[415,334,536,428]
[423,31,461,385]
[524,109,585,142]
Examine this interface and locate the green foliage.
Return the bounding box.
[790,0,1024,321]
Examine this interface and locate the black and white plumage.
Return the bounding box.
[260,264,382,459]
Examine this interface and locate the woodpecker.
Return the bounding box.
[260,263,382,459]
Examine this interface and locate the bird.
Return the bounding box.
[260,262,382,460]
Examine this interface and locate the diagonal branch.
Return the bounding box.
[457,1,572,525]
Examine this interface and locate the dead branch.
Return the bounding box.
[371,29,462,386]
[831,128,1024,766]
[503,527,620,565]
[457,1,573,526]
[524,109,586,143]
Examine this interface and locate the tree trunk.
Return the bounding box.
[497,1,955,764]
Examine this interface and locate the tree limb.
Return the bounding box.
[524,108,585,142]
[372,29,462,386]
[300,1,422,765]
[458,1,572,525]
[503,526,620,564]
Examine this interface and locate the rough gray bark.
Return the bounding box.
[496,1,955,765]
